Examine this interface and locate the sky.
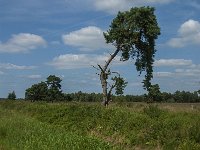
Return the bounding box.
[0,0,200,98]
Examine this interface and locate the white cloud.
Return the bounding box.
[94,0,131,14]
[0,63,36,70]
[0,33,47,53]
[26,75,42,79]
[62,26,111,51]
[168,19,200,48]
[154,60,200,78]
[154,59,192,67]
[93,0,174,14]
[154,72,173,77]
[155,67,200,78]
[178,19,200,35]
[175,67,200,76]
[48,53,122,69]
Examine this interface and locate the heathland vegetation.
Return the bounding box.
[0,101,200,149]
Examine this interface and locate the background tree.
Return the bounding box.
[96,7,160,106]
[46,75,62,102]
[161,92,173,102]
[25,75,64,102]
[25,82,48,102]
[7,91,16,100]
[147,84,162,102]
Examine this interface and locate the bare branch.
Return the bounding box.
[92,65,100,71]
[108,83,116,97]
[111,71,120,76]
[103,47,120,72]
[98,64,104,72]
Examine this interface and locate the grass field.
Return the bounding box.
[0,100,200,149]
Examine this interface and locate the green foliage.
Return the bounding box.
[143,105,166,118]
[25,82,48,101]
[1,101,200,149]
[174,90,199,103]
[46,75,62,90]
[111,76,128,95]
[7,91,16,100]
[24,88,200,103]
[148,84,162,102]
[104,6,160,90]
[46,75,63,102]
[25,75,65,102]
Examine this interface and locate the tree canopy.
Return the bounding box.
[46,75,62,102]
[25,82,48,102]
[104,6,160,90]
[7,91,16,100]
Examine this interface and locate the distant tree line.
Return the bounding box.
[145,84,200,103]
[162,90,200,103]
[65,90,200,103]
[5,75,200,103]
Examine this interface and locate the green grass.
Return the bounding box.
[0,105,111,150]
[0,101,200,149]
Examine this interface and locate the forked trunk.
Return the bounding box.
[99,48,120,106]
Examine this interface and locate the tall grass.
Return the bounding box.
[0,101,200,149]
[0,106,111,150]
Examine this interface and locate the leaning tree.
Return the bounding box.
[96,7,160,106]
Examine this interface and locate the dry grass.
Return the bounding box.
[156,103,200,112]
[109,102,200,113]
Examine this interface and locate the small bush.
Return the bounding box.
[143,105,166,118]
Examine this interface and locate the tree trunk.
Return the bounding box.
[100,72,109,106]
[99,47,120,106]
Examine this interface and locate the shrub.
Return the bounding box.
[143,105,166,119]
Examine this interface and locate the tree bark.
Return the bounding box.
[103,47,120,72]
[99,47,120,106]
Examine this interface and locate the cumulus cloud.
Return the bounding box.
[154,59,200,78]
[48,53,122,69]
[62,26,111,51]
[167,19,200,48]
[0,63,36,70]
[93,0,174,14]
[0,33,47,53]
[154,59,193,67]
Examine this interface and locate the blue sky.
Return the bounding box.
[0,0,200,98]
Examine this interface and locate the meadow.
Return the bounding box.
[0,100,200,149]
